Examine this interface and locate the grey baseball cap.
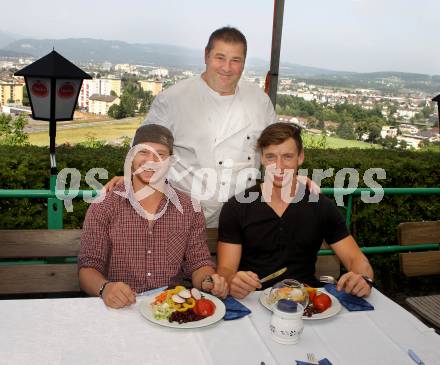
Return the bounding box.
[132,124,174,154]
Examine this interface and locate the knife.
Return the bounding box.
[260,267,287,284]
[408,349,425,365]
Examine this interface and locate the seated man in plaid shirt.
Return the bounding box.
[78,124,228,309]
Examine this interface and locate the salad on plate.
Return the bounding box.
[151,285,217,324]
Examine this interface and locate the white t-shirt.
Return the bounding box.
[143,76,276,227]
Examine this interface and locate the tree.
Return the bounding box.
[22,86,30,106]
[302,132,327,148]
[108,104,124,119]
[0,113,29,146]
[370,106,383,119]
[355,121,369,140]
[355,114,385,143]
[336,120,356,140]
[421,105,433,119]
[399,140,408,150]
[138,91,154,114]
[124,80,143,98]
[388,104,398,116]
[380,136,398,149]
[119,94,137,117]
[368,123,382,142]
[388,115,397,125]
[321,107,340,123]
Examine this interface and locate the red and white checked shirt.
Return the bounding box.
[78,184,214,293]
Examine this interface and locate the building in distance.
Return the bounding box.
[78,77,121,109]
[380,126,398,139]
[115,64,135,73]
[148,68,168,78]
[139,79,163,96]
[88,94,119,115]
[0,79,24,106]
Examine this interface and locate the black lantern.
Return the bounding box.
[432,94,440,134]
[15,50,91,174]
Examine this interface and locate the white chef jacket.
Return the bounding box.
[143,76,276,227]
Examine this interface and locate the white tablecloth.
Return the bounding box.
[240,288,440,365]
[0,289,439,365]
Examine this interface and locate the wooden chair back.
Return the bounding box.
[398,221,440,277]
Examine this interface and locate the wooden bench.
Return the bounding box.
[0,230,82,295]
[0,228,339,296]
[398,221,440,329]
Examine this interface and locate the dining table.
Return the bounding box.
[0,287,439,365]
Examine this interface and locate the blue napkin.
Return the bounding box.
[324,284,374,312]
[223,296,252,320]
[296,358,333,365]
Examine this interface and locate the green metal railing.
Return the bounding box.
[0,185,439,259]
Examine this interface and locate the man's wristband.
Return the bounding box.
[362,276,374,288]
[99,281,110,298]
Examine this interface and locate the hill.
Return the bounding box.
[3,38,203,68]
[0,30,22,48]
[2,36,439,92]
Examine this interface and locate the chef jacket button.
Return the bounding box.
[224,159,233,168]
[248,156,251,160]
[219,161,223,165]
[246,136,250,140]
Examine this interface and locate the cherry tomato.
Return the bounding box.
[312,293,332,313]
[193,299,216,317]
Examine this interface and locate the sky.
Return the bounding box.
[2,0,439,75]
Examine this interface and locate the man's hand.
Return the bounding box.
[103,176,124,192]
[102,282,136,308]
[202,273,229,298]
[336,272,371,297]
[230,271,262,299]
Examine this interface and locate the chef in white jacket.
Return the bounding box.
[106,27,276,227]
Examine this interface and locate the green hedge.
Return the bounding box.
[0,145,128,229]
[1,145,439,295]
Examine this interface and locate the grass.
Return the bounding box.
[28,118,142,146]
[303,132,382,149]
[27,118,381,149]
[324,135,382,149]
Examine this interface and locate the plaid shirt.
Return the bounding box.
[78,184,214,293]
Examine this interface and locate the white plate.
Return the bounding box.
[139,292,226,329]
[259,287,342,320]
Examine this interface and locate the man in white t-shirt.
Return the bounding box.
[107,27,277,227]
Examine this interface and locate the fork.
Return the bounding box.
[319,275,337,285]
[307,353,319,364]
